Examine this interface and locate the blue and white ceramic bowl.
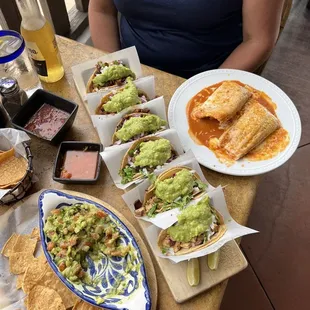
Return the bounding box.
[38,190,151,310]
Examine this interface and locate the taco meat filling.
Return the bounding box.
[161,221,219,254]
[134,169,207,217]
[159,196,221,255]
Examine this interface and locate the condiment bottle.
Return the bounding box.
[0,77,28,119]
[15,0,64,83]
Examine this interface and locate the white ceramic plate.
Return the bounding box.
[168,69,301,176]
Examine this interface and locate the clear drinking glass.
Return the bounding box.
[0,30,40,92]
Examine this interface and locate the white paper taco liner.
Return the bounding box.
[92,96,167,148]
[100,129,188,190]
[121,156,215,228]
[144,186,258,263]
[71,46,143,100]
[86,75,156,115]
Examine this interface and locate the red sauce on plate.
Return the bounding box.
[24,103,70,139]
[186,80,276,147]
[60,151,98,180]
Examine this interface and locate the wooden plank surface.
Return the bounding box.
[41,0,70,36]
[138,221,247,303]
[0,0,21,32]
[75,0,89,12]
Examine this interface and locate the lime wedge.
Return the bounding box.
[207,250,220,270]
[187,258,200,286]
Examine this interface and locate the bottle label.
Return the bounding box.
[25,42,48,77]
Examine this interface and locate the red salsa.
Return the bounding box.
[24,103,70,139]
[60,150,99,180]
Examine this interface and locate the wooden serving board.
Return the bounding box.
[139,220,247,303]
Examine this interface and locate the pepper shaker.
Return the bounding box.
[0,77,28,120]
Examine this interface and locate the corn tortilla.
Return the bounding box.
[37,268,79,308]
[0,156,27,187]
[30,227,40,241]
[1,233,19,257]
[12,234,37,255]
[9,252,35,274]
[27,285,66,310]
[22,259,48,294]
[0,148,14,164]
[73,300,102,310]
[16,273,24,289]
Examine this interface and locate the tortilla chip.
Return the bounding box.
[30,227,40,241]
[27,285,66,310]
[73,300,102,310]
[38,268,79,308]
[1,233,19,257]
[0,156,27,187]
[37,251,47,264]
[0,181,19,189]
[22,259,48,294]
[12,234,37,255]
[9,252,35,274]
[16,273,24,289]
[0,148,14,164]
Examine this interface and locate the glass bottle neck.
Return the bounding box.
[15,0,45,30]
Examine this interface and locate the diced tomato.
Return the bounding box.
[69,237,78,246]
[60,242,69,249]
[57,249,67,257]
[60,170,72,179]
[47,242,55,251]
[78,270,85,278]
[84,241,92,247]
[51,209,61,215]
[58,262,66,271]
[96,211,107,218]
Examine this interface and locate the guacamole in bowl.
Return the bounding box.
[39,190,151,310]
[44,203,130,284]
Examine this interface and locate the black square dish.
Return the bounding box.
[53,141,102,184]
[11,89,78,143]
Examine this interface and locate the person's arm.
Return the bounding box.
[89,0,120,52]
[220,0,285,71]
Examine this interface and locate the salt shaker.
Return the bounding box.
[0,77,28,119]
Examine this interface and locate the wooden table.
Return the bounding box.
[3,37,260,309]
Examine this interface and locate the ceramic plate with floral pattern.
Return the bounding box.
[38,189,151,310]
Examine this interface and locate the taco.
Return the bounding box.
[95,77,149,115]
[119,136,178,184]
[112,111,167,145]
[134,167,207,217]
[86,60,136,93]
[157,195,226,255]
